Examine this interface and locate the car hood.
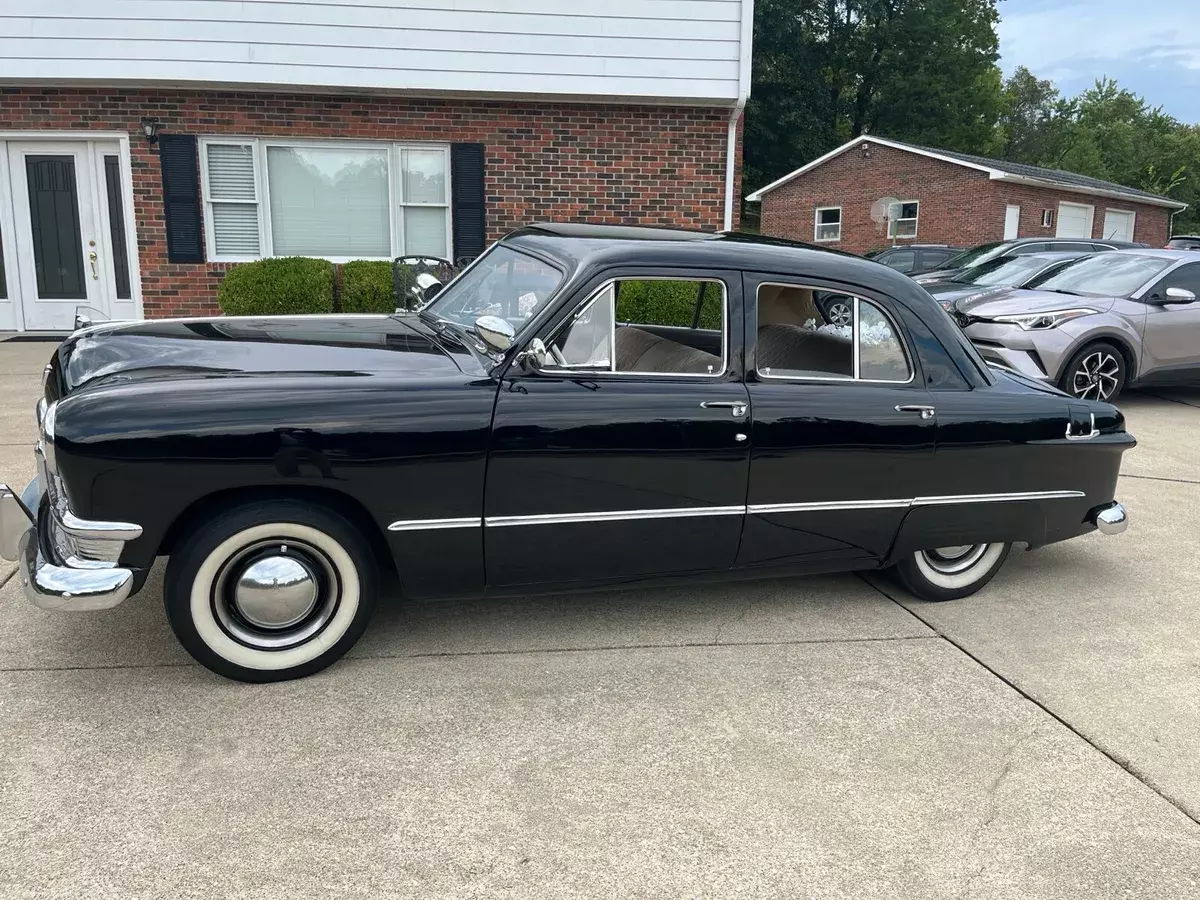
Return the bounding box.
[49,314,472,397]
[955,289,1118,319]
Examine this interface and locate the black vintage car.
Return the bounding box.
[0,224,1133,682]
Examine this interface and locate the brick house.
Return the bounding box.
[748,136,1187,258]
[0,1,753,332]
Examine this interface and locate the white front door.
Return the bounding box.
[1056,201,1095,238]
[1103,209,1135,242]
[1003,204,1021,240]
[1,140,137,332]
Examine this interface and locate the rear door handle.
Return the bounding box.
[895,404,936,420]
[700,400,748,417]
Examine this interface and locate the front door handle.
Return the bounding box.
[700,400,748,417]
[895,404,936,420]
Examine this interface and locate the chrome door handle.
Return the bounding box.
[700,400,748,417]
[1066,412,1099,441]
[895,404,936,420]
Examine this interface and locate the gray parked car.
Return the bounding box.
[951,250,1200,400]
[925,251,1086,311]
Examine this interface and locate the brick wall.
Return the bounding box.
[759,142,1172,255]
[1,87,738,318]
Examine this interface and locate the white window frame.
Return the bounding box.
[1041,208,1055,228]
[199,137,453,264]
[813,206,842,242]
[888,200,920,239]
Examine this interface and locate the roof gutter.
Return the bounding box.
[988,172,1188,211]
[724,0,754,232]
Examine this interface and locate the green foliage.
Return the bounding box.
[340,260,400,313]
[217,257,334,316]
[615,280,723,330]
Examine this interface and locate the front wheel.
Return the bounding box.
[164,500,378,682]
[1058,341,1126,401]
[892,543,1011,602]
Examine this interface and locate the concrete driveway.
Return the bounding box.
[1,340,1199,898]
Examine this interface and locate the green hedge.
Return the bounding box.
[615,280,722,330]
[218,257,335,316]
[340,260,400,313]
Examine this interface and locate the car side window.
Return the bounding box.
[1154,263,1200,297]
[755,283,912,383]
[1058,242,1095,252]
[545,277,727,376]
[921,249,955,268]
[882,249,916,272]
[1010,242,1049,255]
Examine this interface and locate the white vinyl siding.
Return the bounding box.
[201,138,450,263]
[0,0,749,103]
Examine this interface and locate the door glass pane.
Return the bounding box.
[858,299,911,382]
[548,284,614,369]
[266,145,390,257]
[401,149,446,203]
[26,155,86,299]
[882,249,915,272]
[756,284,853,379]
[103,156,131,300]
[403,207,447,257]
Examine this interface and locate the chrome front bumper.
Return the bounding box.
[0,477,138,611]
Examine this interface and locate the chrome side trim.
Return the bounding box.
[749,499,911,514]
[485,506,746,528]
[912,490,1085,507]
[387,517,482,532]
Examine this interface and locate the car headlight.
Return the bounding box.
[990,308,1100,330]
[938,298,955,311]
[914,276,938,285]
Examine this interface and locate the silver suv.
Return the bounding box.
[949,250,1200,400]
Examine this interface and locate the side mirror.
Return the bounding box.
[1165,286,1197,305]
[518,337,548,372]
[475,315,515,352]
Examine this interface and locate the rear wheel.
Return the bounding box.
[892,543,1011,602]
[1058,341,1126,401]
[164,500,377,682]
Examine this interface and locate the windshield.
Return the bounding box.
[422,244,565,331]
[940,241,1010,271]
[1033,253,1174,297]
[956,255,1057,287]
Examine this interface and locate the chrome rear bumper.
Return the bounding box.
[0,478,138,611]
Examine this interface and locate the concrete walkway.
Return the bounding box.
[2,341,1198,898]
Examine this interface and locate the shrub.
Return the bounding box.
[217,257,335,316]
[615,280,723,329]
[340,260,399,313]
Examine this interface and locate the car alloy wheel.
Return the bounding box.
[826,300,853,328]
[1070,350,1121,401]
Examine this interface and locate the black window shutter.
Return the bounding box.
[450,143,486,264]
[158,134,204,264]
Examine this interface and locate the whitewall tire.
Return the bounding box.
[893,542,1011,602]
[164,501,378,682]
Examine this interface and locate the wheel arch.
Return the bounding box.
[156,485,397,578]
[1053,331,1138,384]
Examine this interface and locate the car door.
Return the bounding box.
[739,273,937,570]
[484,268,751,589]
[1139,261,1200,382]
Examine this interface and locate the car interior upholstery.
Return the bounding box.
[756,284,853,377]
[614,325,722,374]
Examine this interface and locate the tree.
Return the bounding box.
[996,66,1063,164]
[744,0,1005,196]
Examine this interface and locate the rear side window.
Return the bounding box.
[755,283,911,383]
[545,277,727,375]
[1010,242,1050,255]
[881,249,916,272]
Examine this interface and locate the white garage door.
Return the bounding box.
[1103,209,1135,242]
[1056,202,1094,238]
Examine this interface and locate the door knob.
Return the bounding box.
[88,251,98,280]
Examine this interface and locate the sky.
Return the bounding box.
[997,0,1200,123]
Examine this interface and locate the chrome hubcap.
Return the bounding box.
[828,301,853,327]
[234,556,318,629]
[1071,352,1120,401]
[921,544,988,574]
[213,540,340,649]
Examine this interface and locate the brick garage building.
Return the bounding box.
[749,136,1186,257]
[0,0,753,331]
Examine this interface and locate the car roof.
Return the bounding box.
[1106,248,1199,260]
